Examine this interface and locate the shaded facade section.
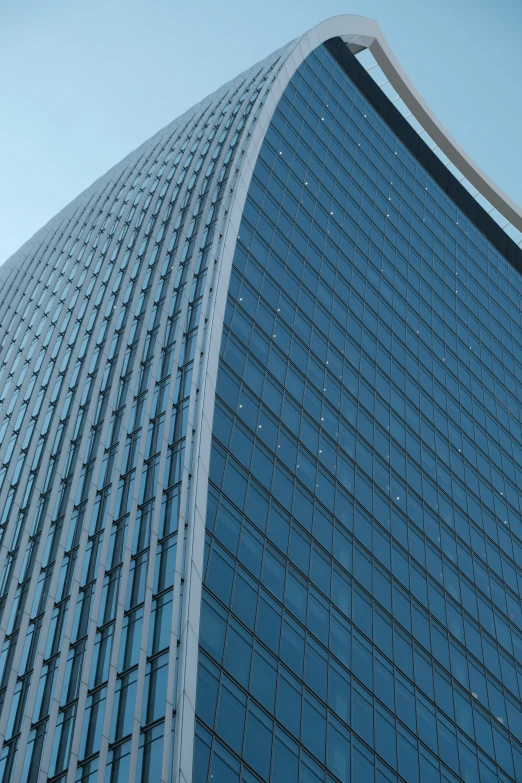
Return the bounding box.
[196,43,522,783]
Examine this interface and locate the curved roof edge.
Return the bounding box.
[325,15,521,242]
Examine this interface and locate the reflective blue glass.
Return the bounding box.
[196,41,522,783]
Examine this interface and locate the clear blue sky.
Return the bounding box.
[1,0,520,264]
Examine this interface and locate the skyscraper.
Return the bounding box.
[0,12,521,783]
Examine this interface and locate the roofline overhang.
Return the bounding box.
[299,15,521,239]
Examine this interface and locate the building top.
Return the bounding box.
[333,15,522,248]
[3,15,520,277]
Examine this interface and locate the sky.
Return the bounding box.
[1,0,521,264]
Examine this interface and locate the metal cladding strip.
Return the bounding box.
[0,36,286,783]
[57,109,219,782]
[0,121,180,764]
[5,119,191,776]
[0,178,125,488]
[171,13,522,783]
[0,138,166,765]
[0,13,518,783]
[0,99,218,568]
[0,148,167,547]
[10,95,225,780]
[22,125,195,782]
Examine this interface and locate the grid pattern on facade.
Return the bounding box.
[195,44,522,783]
[0,42,287,783]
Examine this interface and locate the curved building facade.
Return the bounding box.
[0,15,521,783]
